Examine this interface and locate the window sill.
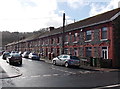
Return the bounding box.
[64,42,69,44]
[73,41,78,44]
[57,43,60,45]
[85,40,92,42]
[100,39,109,42]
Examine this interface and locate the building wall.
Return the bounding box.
[113,15,120,68]
[5,21,117,67]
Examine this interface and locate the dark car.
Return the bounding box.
[2,52,10,60]
[52,54,80,67]
[6,53,22,65]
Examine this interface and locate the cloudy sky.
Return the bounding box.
[0,0,120,32]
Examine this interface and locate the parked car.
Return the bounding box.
[11,51,16,53]
[28,53,40,60]
[2,52,10,60]
[52,54,80,67]
[0,50,5,56]
[6,53,22,65]
[18,51,23,55]
[22,51,30,58]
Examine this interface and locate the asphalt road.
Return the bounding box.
[1,57,120,88]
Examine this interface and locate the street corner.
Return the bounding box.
[0,65,22,79]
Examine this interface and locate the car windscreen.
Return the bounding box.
[32,53,37,55]
[11,54,21,57]
[70,56,79,60]
[4,52,10,55]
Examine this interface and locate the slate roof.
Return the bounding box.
[39,8,120,38]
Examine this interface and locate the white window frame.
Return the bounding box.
[85,30,92,42]
[101,27,108,41]
[101,46,108,59]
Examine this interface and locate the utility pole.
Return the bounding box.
[17,32,19,52]
[62,13,65,54]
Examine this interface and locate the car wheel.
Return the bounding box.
[53,60,56,65]
[19,61,22,65]
[9,61,12,65]
[6,60,8,63]
[65,62,69,67]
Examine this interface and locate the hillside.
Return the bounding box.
[0,28,49,48]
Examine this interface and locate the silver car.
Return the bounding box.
[28,53,40,60]
[52,55,80,67]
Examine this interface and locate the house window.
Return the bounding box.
[64,48,68,54]
[64,35,69,44]
[86,47,92,57]
[51,38,54,44]
[65,35,68,42]
[74,48,78,56]
[101,27,108,40]
[74,33,78,41]
[86,30,92,41]
[45,39,48,44]
[57,37,60,43]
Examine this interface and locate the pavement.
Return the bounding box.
[40,58,120,72]
[0,66,22,79]
[0,58,22,79]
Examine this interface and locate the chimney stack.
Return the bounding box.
[49,27,54,31]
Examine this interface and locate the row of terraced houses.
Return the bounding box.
[5,8,120,68]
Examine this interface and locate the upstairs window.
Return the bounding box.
[101,27,108,40]
[86,30,92,41]
[64,35,68,42]
[74,33,78,41]
[57,37,60,43]
[45,39,48,44]
[51,38,54,44]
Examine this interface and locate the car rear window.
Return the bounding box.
[70,56,79,60]
[4,52,9,55]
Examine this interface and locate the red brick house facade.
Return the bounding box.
[6,8,120,68]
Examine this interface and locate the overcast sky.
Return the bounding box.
[0,0,120,32]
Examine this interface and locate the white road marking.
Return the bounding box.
[93,84,120,89]
[20,76,26,79]
[43,74,51,77]
[64,71,69,73]
[68,72,76,74]
[51,67,92,75]
[28,60,32,61]
[53,74,59,76]
[31,75,41,78]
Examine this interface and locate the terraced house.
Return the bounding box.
[6,8,120,68]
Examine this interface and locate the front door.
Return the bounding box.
[101,47,108,59]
